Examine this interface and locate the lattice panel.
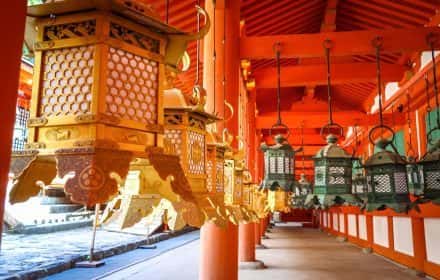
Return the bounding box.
[373,174,392,193]
[106,47,158,124]
[277,157,284,174]
[394,172,408,193]
[40,46,94,117]
[426,171,440,190]
[329,175,345,185]
[188,131,205,175]
[315,166,326,186]
[12,106,29,151]
[164,129,183,156]
[269,157,276,173]
[206,159,214,192]
[216,161,224,192]
[329,166,345,175]
[284,157,290,174]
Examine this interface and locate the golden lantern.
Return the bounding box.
[223,133,249,223]
[241,171,259,222]
[162,89,226,226]
[11,1,211,232]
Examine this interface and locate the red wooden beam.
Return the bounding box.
[256,111,406,129]
[254,62,406,87]
[240,26,440,59]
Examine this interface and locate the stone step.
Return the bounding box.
[11,219,93,234]
[48,204,83,214]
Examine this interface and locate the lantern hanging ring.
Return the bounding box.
[321,39,343,139]
[269,42,291,139]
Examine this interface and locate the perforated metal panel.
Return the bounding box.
[269,157,276,173]
[188,131,205,175]
[40,46,94,117]
[315,166,326,186]
[277,157,284,174]
[12,106,29,151]
[284,157,290,174]
[373,174,392,193]
[206,158,214,192]
[164,129,183,156]
[106,47,158,124]
[426,171,440,190]
[216,161,224,193]
[394,172,408,193]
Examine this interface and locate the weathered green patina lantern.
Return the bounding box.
[418,139,440,204]
[417,38,440,204]
[365,139,411,212]
[260,42,298,213]
[260,134,296,192]
[364,37,411,213]
[305,40,358,208]
[307,134,358,207]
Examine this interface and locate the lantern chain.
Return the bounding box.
[275,42,282,126]
[429,39,440,128]
[324,41,333,125]
[406,92,417,158]
[374,39,384,127]
[165,0,169,24]
[212,0,216,114]
[195,0,201,85]
[425,75,432,140]
[301,125,305,173]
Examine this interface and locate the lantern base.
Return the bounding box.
[362,247,372,254]
[239,260,265,270]
[365,201,411,213]
[305,194,362,209]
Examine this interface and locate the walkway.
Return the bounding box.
[98,223,420,280]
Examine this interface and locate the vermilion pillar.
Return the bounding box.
[200,222,238,280]
[200,0,240,279]
[203,0,225,132]
[239,222,264,269]
[0,0,27,249]
[224,0,240,146]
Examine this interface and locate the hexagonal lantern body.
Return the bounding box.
[418,140,440,203]
[260,135,296,212]
[163,90,217,194]
[260,135,296,191]
[224,156,244,206]
[10,0,193,206]
[206,133,227,201]
[309,134,357,207]
[365,139,411,212]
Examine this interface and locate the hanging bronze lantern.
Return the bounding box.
[365,38,411,213]
[292,173,312,208]
[9,1,209,208]
[417,36,440,204]
[260,42,298,213]
[306,40,358,208]
[162,88,227,226]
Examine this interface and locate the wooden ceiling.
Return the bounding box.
[147,0,440,176]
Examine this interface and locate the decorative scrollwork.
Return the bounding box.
[55,147,132,206]
[43,20,96,41]
[109,22,160,53]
